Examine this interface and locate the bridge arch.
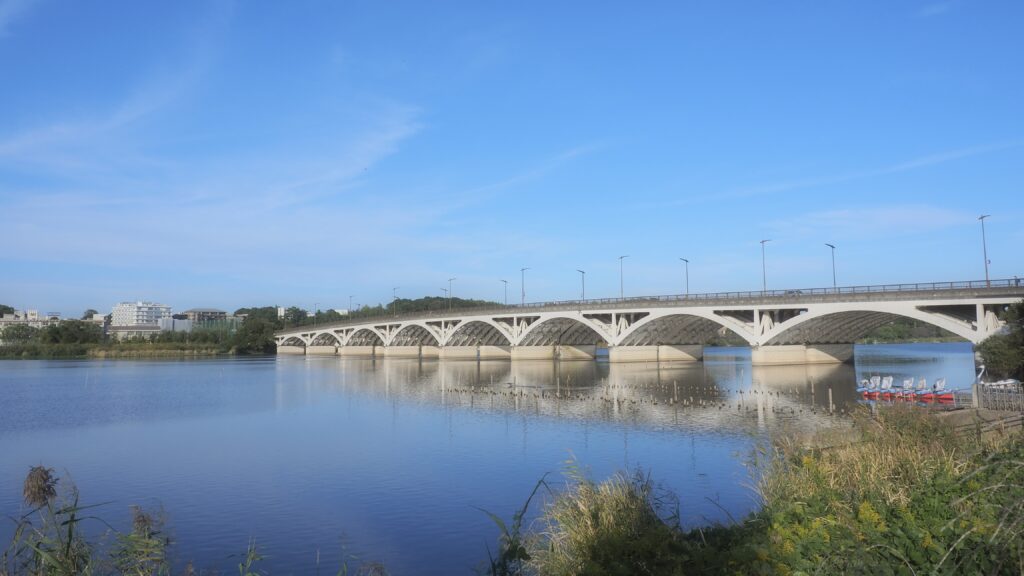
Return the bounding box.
[310,332,341,346]
[517,316,609,346]
[615,310,757,346]
[447,320,512,346]
[616,312,754,346]
[761,306,974,345]
[280,336,307,347]
[348,328,384,347]
[391,324,441,346]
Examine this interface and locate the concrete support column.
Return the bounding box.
[608,346,660,363]
[751,344,853,366]
[339,345,376,357]
[478,345,512,360]
[383,345,422,358]
[277,345,306,355]
[439,346,478,360]
[420,345,440,359]
[511,346,556,360]
[658,345,703,361]
[306,345,337,356]
[557,344,596,360]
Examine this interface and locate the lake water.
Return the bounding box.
[0,343,975,574]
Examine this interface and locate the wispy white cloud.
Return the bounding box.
[0,0,38,36]
[918,2,954,18]
[664,140,1022,207]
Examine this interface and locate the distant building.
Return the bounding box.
[111,301,172,326]
[108,325,162,340]
[277,306,285,319]
[158,317,192,332]
[0,309,61,330]
[181,308,227,324]
[333,309,350,316]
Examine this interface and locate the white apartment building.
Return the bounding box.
[111,301,172,326]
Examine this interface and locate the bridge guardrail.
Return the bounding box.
[276,278,1024,336]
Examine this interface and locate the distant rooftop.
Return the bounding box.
[182,308,226,313]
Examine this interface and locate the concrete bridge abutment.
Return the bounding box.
[557,344,597,360]
[608,345,703,363]
[307,345,338,356]
[339,345,376,357]
[750,344,853,366]
[278,345,306,355]
[511,346,556,361]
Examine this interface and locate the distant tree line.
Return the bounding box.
[0,296,501,357]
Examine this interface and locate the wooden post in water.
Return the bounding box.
[828,388,834,415]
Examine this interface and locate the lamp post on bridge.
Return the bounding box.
[348,295,354,315]
[392,287,399,318]
[576,269,585,301]
[441,287,448,309]
[448,277,456,312]
[520,268,529,306]
[679,258,689,296]
[500,279,508,306]
[313,302,319,328]
[825,243,837,292]
[760,239,771,293]
[619,255,629,299]
[978,215,991,287]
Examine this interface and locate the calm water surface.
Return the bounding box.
[0,343,974,574]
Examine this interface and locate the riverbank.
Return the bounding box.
[0,343,230,359]
[493,406,1023,575]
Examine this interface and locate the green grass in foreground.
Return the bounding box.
[489,407,1023,575]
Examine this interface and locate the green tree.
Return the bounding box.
[282,306,308,327]
[1,324,39,344]
[81,309,99,320]
[38,320,104,345]
[0,304,15,316]
[232,317,277,354]
[978,301,1024,379]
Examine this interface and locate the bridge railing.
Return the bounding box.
[277,278,1023,335]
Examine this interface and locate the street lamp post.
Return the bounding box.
[825,243,837,292]
[500,279,508,306]
[313,302,319,328]
[448,277,456,312]
[576,269,585,301]
[979,215,991,286]
[760,239,771,293]
[679,258,689,296]
[520,268,529,305]
[392,287,399,317]
[348,295,354,314]
[619,255,629,299]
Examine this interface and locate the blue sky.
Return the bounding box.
[1,1,1022,316]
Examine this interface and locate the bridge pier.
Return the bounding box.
[511,346,556,360]
[421,345,440,359]
[557,345,596,360]
[278,345,306,355]
[750,344,853,366]
[608,345,703,363]
[383,345,427,358]
[307,345,337,356]
[439,346,513,360]
[339,345,376,357]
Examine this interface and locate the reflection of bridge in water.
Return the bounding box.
[281,354,860,435]
[275,280,1024,365]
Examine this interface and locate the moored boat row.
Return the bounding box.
[857,375,958,403]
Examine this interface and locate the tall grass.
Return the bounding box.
[486,406,1024,575]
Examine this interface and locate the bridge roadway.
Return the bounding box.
[274,279,1024,365]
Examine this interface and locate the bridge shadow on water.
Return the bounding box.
[285,348,861,437]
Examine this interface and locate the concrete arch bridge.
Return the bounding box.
[275,279,1024,365]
